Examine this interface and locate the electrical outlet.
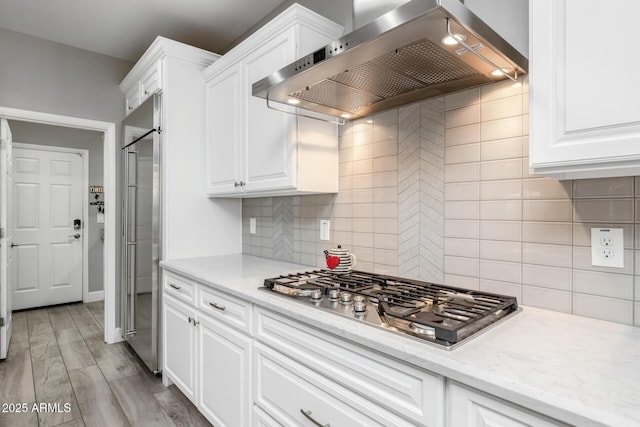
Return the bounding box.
[320,219,330,241]
[591,228,624,268]
[249,217,256,234]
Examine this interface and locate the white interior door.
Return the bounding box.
[11,146,83,310]
[0,118,13,359]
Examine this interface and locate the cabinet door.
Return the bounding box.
[163,296,197,401]
[206,63,243,195]
[197,313,252,427]
[447,382,566,427]
[243,27,298,193]
[530,0,640,179]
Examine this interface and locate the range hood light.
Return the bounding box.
[491,68,512,77]
[441,33,466,46]
[287,98,301,105]
[341,113,352,119]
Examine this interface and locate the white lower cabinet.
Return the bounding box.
[162,269,570,427]
[197,312,252,427]
[447,382,568,427]
[253,307,444,426]
[162,295,197,401]
[162,272,253,426]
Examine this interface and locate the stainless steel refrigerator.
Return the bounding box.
[121,94,161,373]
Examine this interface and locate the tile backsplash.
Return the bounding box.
[243,79,640,327]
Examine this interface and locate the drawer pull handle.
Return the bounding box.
[169,283,181,291]
[209,302,226,311]
[300,409,330,427]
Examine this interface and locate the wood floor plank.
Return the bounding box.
[54,419,84,427]
[0,403,39,427]
[25,310,50,328]
[55,419,84,426]
[31,356,81,427]
[85,302,104,328]
[154,387,212,427]
[110,373,176,427]
[68,365,130,427]
[66,306,102,340]
[28,323,61,362]
[47,307,75,332]
[54,329,95,371]
[84,338,139,382]
[0,348,36,403]
[11,313,29,344]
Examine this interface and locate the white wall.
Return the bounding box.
[0,27,133,321]
[0,27,132,122]
[8,120,105,294]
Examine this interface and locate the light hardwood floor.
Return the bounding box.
[0,302,211,427]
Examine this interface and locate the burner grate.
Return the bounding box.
[262,270,518,347]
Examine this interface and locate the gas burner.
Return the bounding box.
[262,270,520,349]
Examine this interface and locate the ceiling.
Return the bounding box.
[0,0,286,62]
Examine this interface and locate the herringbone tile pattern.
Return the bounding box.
[398,99,445,283]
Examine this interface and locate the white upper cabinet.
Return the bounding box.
[204,5,343,197]
[529,0,640,179]
[120,37,243,260]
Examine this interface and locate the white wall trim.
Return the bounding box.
[0,106,119,344]
[85,290,105,303]
[13,142,90,308]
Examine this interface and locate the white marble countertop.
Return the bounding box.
[161,254,640,427]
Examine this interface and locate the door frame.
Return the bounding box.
[13,143,89,306]
[0,106,120,344]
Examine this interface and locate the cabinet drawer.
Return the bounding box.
[140,62,162,103]
[254,342,413,427]
[254,307,444,426]
[125,84,140,115]
[447,382,568,427]
[198,285,252,334]
[253,405,280,427]
[163,271,195,305]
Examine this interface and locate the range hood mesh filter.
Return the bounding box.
[292,80,382,113]
[328,61,426,99]
[377,39,481,85]
[290,39,483,113]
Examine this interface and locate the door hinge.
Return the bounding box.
[0,228,4,239]
[0,317,4,327]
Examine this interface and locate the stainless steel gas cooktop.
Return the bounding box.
[261,270,519,350]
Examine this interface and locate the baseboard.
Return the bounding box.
[85,290,104,303]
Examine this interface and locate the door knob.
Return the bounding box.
[68,233,81,239]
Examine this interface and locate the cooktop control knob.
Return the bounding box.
[340,292,353,304]
[311,289,323,301]
[328,288,340,300]
[353,295,366,313]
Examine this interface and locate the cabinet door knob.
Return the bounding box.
[234,181,239,187]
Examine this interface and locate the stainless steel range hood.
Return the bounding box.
[252,0,528,121]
